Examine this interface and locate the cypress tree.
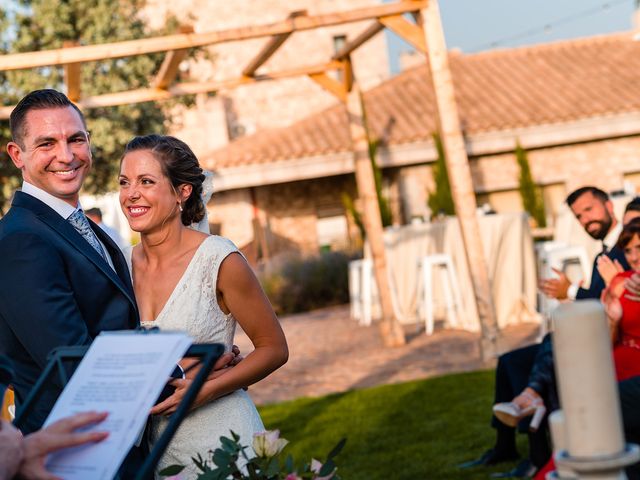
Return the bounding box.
[428,132,455,216]
[516,142,546,227]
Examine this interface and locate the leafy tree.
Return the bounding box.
[428,132,455,216]
[0,0,193,213]
[515,141,546,227]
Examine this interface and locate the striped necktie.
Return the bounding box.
[68,209,109,263]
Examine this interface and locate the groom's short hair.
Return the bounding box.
[10,89,87,148]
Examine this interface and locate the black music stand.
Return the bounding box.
[14,337,225,480]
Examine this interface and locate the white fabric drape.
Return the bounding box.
[367,213,538,332]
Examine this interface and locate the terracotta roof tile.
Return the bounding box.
[203,32,640,170]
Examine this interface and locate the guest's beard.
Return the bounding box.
[585,214,613,240]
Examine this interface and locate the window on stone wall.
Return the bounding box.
[476,184,566,226]
[332,34,347,82]
[624,172,640,196]
[316,204,348,252]
[209,222,222,235]
[541,182,566,227]
[475,189,522,214]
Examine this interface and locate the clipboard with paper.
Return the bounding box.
[14,329,225,480]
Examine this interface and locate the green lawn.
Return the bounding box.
[258,370,527,479]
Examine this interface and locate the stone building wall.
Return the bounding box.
[207,174,359,255]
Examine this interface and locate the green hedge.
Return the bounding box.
[259,251,356,315]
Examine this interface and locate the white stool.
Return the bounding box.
[348,259,364,321]
[418,254,463,335]
[537,244,591,336]
[348,259,374,326]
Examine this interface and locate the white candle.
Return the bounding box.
[553,300,625,458]
[548,410,577,479]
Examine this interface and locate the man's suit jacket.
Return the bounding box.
[575,244,629,300]
[0,191,139,433]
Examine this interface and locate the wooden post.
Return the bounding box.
[62,41,81,102]
[346,83,405,347]
[420,0,498,360]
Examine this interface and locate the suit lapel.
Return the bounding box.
[90,220,137,305]
[12,192,139,320]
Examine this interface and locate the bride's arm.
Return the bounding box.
[151,252,288,415]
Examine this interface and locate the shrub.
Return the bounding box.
[259,251,356,315]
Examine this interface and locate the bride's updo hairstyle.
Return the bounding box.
[123,134,206,226]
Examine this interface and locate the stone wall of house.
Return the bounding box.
[207,174,359,255]
[142,0,389,156]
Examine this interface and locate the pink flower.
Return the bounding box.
[252,430,289,458]
[285,474,302,480]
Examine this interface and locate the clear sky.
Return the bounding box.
[387,0,637,73]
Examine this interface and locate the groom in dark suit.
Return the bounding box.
[0,89,139,435]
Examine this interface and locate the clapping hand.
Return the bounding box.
[601,285,623,343]
[597,256,624,287]
[539,268,572,299]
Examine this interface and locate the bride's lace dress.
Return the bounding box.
[126,236,264,479]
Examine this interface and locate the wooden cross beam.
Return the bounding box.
[308,72,347,102]
[332,21,384,61]
[0,60,343,118]
[152,25,194,89]
[242,10,307,77]
[0,1,428,72]
[378,14,427,53]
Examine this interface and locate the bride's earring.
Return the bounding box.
[179,203,184,212]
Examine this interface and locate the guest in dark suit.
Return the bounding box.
[461,186,628,476]
[540,186,626,300]
[0,89,140,435]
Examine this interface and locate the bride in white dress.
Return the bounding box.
[118,134,288,478]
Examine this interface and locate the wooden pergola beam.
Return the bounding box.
[62,41,81,102]
[242,10,306,77]
[342,56,354,93]
[378,13,427,54]
[307,72,347,102]
[0,1,428,72]
[152,48,189,89]
[0,60,343,118]
[242,33,291,77]
[152,25,193,89]
[332,21,384,60]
